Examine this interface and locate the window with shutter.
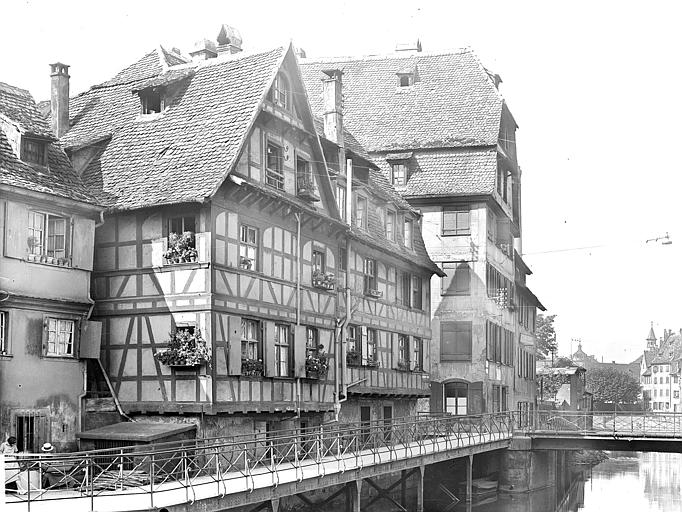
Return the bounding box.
[440,321,472,361]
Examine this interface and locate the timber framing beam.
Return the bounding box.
[364,469,418,511]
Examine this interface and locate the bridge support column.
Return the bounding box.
[270,498,280,512]
[465,454,473,502]
[348,479,362,512]
[416,465,425,512]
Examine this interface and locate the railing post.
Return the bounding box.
[150,452,155,509]
[89,454,94,512]
[119,449,124,491]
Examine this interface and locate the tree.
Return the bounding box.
[586,367,641,405]
[535,313,558,360]
[553,357,574,368]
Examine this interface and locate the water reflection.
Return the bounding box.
[450,452,682,512]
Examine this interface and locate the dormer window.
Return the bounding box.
[270,73,290,111]
[398,74,414,87]
[21,137,47,166]
[391,163,408,186]
[139,88,164,114]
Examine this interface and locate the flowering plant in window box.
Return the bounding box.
[346,348,361,366]
[241,357,264,377]
[397,359,411,371]
[366,356,380,368]
[164,232,198,264]
[365,289,383,299]
[239,256,253,270]
[155,328,211,368]
[305,347,329,378]
[312,270,335,290]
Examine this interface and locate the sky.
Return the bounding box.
[3,0,682,363]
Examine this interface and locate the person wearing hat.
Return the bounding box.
[2,436,20,491]
[39,442,56,489]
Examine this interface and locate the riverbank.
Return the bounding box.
[572,449,609,465]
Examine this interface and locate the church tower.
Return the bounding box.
[647,322,658,351]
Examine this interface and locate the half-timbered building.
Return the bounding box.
[0,77,102,451]
[55,27,439,439]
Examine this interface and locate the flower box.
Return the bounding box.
[346,349,361,366]
[241,358,264,377]
[365,289,383,299]
[397,360,411,371]
[366,358,380,368]
[154,328,211,368]
[164,232,198,264]
[239,256,254,270]
[305,347,329,377]
[312,270,335,291]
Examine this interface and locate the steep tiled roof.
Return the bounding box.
[0,82,54,139]
[300,50,503,152]
[0,81,98,204]
[64,47,286,210]
[373,148,498,198]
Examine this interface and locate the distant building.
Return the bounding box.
[537,366,592,412]
[637,324,682,412]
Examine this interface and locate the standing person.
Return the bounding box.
[2,436,20,491]
[1,436,18,454]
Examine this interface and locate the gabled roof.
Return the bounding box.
[300,49,503,153]
[62,46,289,210]
[0,81,98,205]
[0,81,54,139]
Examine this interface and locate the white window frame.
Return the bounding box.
[403,218,413,249]
[0,311,7,355]
[28,211,69,261]
[45,317,76,357]
[239,225,259,270]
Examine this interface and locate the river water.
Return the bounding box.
[452,452,682,512]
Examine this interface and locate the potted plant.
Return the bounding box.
[366,355,380,368]
[164,231,198,264]
[312,270,335,290]
[241,357,264,377]
[305,347,329,379]
[154,328,211,368]
[346,348,361,366]
[239,256,253,270]
[397,359,410,371]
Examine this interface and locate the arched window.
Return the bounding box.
[270,73,290,111]
[444,381,468,416]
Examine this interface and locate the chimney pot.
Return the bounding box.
[395,39,422,53]
[50,62,70,137]
[295,47,307,59]
[189,39,217,61]
[216,24,242,54]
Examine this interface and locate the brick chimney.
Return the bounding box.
[50,62,70,137]
[216,24,242,55]
[322,69,343,147]
[189,39,217,61]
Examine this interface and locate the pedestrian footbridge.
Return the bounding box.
[521,411,682,452]
[2,413,513,512]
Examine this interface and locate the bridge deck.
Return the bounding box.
[2,414,512,512]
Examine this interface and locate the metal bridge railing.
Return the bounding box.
[2,412,513,509]
[524,410,682,437]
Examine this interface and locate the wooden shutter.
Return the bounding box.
[409,340,417,372]
[430,381,444,413]
[4,201,28,259]
[227,315,242,376]
[79,320,102,359]
[151,238,167,267]
[469,381,484,414]
[294,324,307,377]
[72,216,95,270]
[392,333,400,369]
[264,321,277,377]
[361,326,368,365]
